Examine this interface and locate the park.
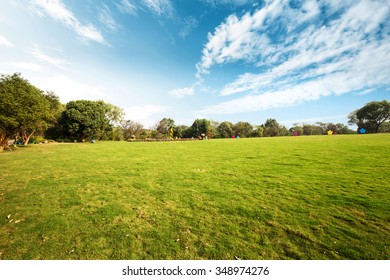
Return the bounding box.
[0,134,389,259]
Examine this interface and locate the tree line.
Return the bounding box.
[1,73,389,149]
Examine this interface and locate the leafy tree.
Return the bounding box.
[189,119,211,138]
[233,121,253,138]
[173,125,188,138]
[121,120,144,140]
[263,118,282,137]
[290,123,304,136]
[252,125,264,137]
[302,124,322,135]
[60,100,121,141]
[348,100,390,133]
[43,91,65,140]
[155,118,175,138]
[218,121,234,138]
[0,73,54,148]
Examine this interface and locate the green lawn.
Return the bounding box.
[0,135,389,259]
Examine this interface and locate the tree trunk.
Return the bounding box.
[0,137,11,151]
[22,129,35,145]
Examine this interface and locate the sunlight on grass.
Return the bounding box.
[0,135,389,259]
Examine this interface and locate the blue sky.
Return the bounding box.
[1,0,389,128]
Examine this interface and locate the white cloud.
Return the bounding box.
[0,35,14,47]
[9,62,43,72]
[98,4,118,31]
[30,0,105,44]
[142,0,173,18]
[124,104,170,128]
[179,16,198,39]
[31,74,111,103]
[195,0,390,115]
[204,0,256,7]
[30,45,67,69]
[169,86,194,98]
[115,0,138,15]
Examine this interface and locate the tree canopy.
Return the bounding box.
[59,100,123,141]
[0,73,53,147]
[1,72,389,148]
[349,100,390,133]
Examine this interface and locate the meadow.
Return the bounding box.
[0,134,389,260]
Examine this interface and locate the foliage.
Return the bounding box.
[233,121,253,138]
[59,100,121,141]
[155,118,175,139]
[348,100,390,133]
[263,118,283,137]
[121,120,144,140]
[0,73,54,147]
[218,121,234,138]
[189,119,211,138]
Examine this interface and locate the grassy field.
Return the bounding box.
[0,135,389,260]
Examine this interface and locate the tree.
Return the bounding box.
[218,121,234,138]
[121,120,144,140]
[252,125,264,137]
[189,119,211,138]
[155,118,175,139]
[60,100,121,141]
[43,91,65,140]
[233,121,253,138]
[302,124,322,135]
[348,100,390,133]
[263,118,282,137]
[0,73,53,148]
[290,123,304,136]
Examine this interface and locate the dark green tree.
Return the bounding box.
[348,100,390,133]
[0,73,53,148]
[155,118,175,139]
[263,118,282,137]
[218,121,234,138]
[302,124,322,135]
[189,119,211,138]
[60,100,121,141]
[233,121,253,138]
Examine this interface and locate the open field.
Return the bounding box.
[0,135,389,259]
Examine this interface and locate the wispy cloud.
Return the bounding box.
[179,16,198,39]
[30,0,105,44]
[98,4,118,31]
[0,35,14,47]
[195,0,390,115]
[9,62,43,72]
[169,86,194,98]
[142,0,174,18]
[30,45,67,69]
[115,0,138,15]
[204,0,257,7]
[114,0,174,18]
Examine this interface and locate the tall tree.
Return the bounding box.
[348,100,390,133]
[233,121,253,138]
[0,73,53,148]
[263,118,281,137]
[121,120,144,140]
[60,100,121,141]
[155,118,175,138]
[218,121,234,138]
[189,119,211,138]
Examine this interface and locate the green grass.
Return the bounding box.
[0,135,389,260]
